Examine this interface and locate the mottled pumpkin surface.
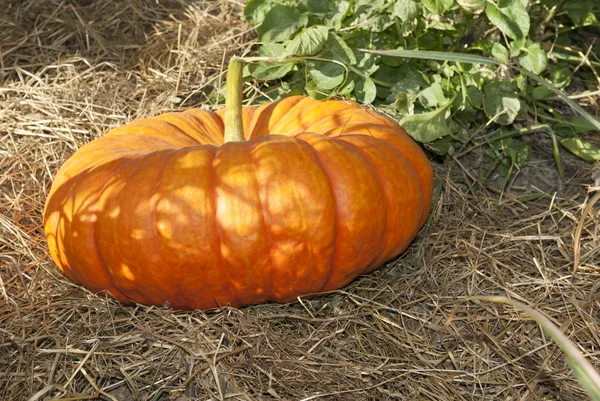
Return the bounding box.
[44,95,433,309]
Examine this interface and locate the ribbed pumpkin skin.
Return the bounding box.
[44,96,433,309]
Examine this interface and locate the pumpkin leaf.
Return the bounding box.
[483,82,521,125]
[393,0,418,21]
[399,93,457,142]
[319,33,357,65]
[248,61,295,81]
[307,60,346,90]
[560,137,600,163]
[518,41,548,75]
[422,0,453,15]
[284,25,329,56]
[244,0,278,24]
[484,0,530,40]
[418,82,447,108]
[258,5,308,43]
[491,43,509,62]
[355,76,377,104]
[248,44,295,80]
[550,63,572,89]
[307,33,356,90]
[563,1,600,28]
[323,0,352,29]
[457,0,486,13]
[467,86,483,108]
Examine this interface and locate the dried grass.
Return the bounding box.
[1,1,599,400]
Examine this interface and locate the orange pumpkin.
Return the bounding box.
[44,59,433,310]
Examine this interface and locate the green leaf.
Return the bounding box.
[509,37,526,57]
[399,94,457,143]
[422,0,454,15]
[319,33,357,65]
[244,0,277,24]
[337,78,356,96]
[426,136,454,156]
[257,5,308,43]
[248,63,292,81]
[515,73,528,93]
[348,0,395,32]
[560,138,600,163]
[305,0,329,14]
[307,61,346,90]
[418,82,447,108]
[457,0,486,13]
[393,0,419,21]
[550,64,572,89]
[307,33,356,90]
[519,42,548,75]
[484,0,530,40]
[361,49,600,132]
[532,85,553,100]
[429,21,456,31]
[467,86,483,108]
[563,1,600,27]
[505,142,531,168]
[355,76,377,104]
[569,116,600,134]
[305,79,331,100]
[248,44,295,80]
[491,43,509,62]
[483,82,520,125]
[324,0,351,29]
[284,25,329,56]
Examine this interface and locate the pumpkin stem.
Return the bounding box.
[224,57,245,143]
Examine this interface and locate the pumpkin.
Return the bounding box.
[43,58,433,310]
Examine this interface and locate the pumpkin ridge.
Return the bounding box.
[267,97,334,134]
[182,108,226,144]
[210,145,242,308]
[278,101,361,136]
[66,164,129,299]
[89,155,152,302]
[95,149,178,302]
[153,115,214,145]
[293,134,339,294]
[295,100,360,130]
[150,149,187,306]
[332,136,389,274]
[107,120,197,148]
[248,141,277,302]
[338,134,424,266]
[322,122,433,225]
[104,151,179,303]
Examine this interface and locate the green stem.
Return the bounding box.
[224,57,245,143]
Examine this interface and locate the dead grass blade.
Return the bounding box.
[470,296,600,400]
[573,191,600,275]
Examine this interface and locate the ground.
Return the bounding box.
[1,1,599,400]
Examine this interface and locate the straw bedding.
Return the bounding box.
[1,1,599,400]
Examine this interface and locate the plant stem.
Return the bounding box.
[224,57,245,143]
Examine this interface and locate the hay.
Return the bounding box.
[1,1,599,400]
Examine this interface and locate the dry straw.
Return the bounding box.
[1,1,599,400]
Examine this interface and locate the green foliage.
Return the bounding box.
[561,137,600,163]
[243,0,600,168]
